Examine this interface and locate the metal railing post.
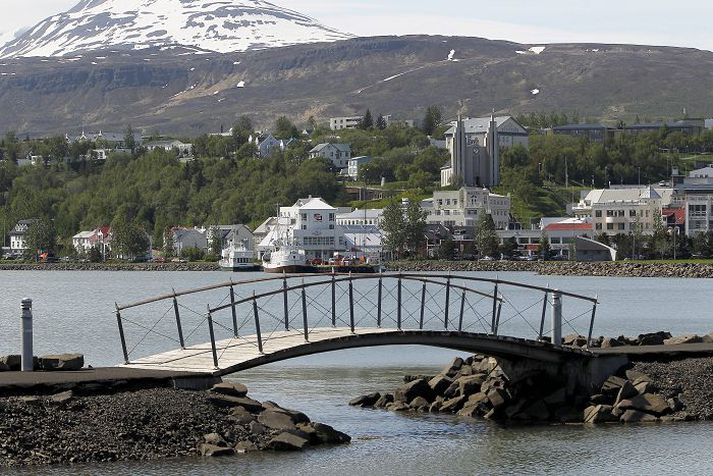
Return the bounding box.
[377,274,383,328]
[491,282,499,334]
[301,284,309,342]
[458,290,466,332]
[283,275,289,331]
[539,291,548,340]
[253,295,263,354]
[551,291,562,347]
[444,276,451,330]
[397,274,402,330]
[495,301,502,335]
[587,297,598,348]
[229,283,238,338]
[115,303,129,364]
[206,306,219,369]
[21,298,33,372]
[348,273,355,333]
[172,291,186,349]
[331,272,337,327]
[419,282,426,330]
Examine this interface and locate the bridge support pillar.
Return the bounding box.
[551,291,562,347]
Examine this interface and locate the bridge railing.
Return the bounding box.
[114,273,599,368]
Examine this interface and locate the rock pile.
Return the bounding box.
[0,354,84,372]
[557,331,713,348]
[0,381,349,467]
[351,354,697,425]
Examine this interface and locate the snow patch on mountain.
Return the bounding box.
[0,0,353,58]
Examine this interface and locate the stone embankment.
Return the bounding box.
[386,260,713,279]
[351,334,713,424]
[0,381,349,467]
[0,262,220,272]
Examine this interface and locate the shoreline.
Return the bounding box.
[0,262,221,272]
[386,260,713,279]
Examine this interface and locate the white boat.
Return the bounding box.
[262,246,315,274]
[219,241,259,271]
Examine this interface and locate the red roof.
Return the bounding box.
[544,223,592,232]
[662,208,685,226]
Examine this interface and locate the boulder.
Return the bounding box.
[467,392,490,407]
[634,381,655,395]
[487,388,508,409]
[441,357,464,377]
[249,421,266,435]
[234,441,258,453]
[208,394,264,413]
[429,397,444,413]
[457,404,480,417]
[0,355,21,371]
[456,374,486,397]
[615,381,638,405]
[385,401,410,412]
[620,409,659,423]
[409,396,430,410]
[637,332,671,346]
[668,397,684,413]
[600,337,623,349]
[590,394,613,405]
[443,382,460,399]
[664,335,703,345]
[349,392,381,407]
[472,358,497,374]
[374,393,394,408]
[258,410,299,431]
[394,378,433,403]
[616,393,671,416]
[304,422,351,445]
[49,390,74,404]
[211,382,248,398]
[440,395,467,413]
[37,354,84,371]
[624,370,651,384]
[583,404,618,423]
[229,406,256,424]
[563,334,588,347]
[199,443,235,457]
[203,433,228,447]
[428,375,453,395]
[267,432,310,451]
[457,366,474,377]
[601,376,627,396]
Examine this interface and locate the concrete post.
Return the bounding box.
[551,291,562,347]
[21,298,33,372]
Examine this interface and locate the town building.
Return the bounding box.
[330,116,362,130]
[423,187,511,229]
[336,209,383,226]
[66,131,143,149]
[8,219,37,256]
[167,227,208,256]
[497,217,601,260]
[343,225,383,261]
[347,155,372,180]
[144,139,193,158]
[309,143,352,169]
[207,225,254,251]
[441,115,528,188]
[72,225,112,257]
[551,124,611,143]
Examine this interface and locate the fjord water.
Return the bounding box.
[2,270,713,475]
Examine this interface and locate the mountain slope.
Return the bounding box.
[0,36,712,135]
[0,0,351,58]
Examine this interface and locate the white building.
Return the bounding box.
[8,219,36,255]
[330,116,362,130]
[144,139,193,157]
[72,225,112,257]
[336,209,383,226]
[424,187,511,229]
[347,156,372,180]
[309,143,352,169]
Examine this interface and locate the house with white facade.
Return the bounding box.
[8,219,37,256]
[423,187,511,229]
[336,209,383,226]
[330,116,362,130]
[207,224,254,251]
[347,156,373,180]
[167,227,208,256]
[72,225,112,258]
[144,139,193,157]
[309,143,352,169]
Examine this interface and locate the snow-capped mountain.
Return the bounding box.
[0,0,352,58]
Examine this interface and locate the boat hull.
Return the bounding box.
[263,264,316,274]
[220,265,262,272]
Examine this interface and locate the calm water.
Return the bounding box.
[2,270,713,475]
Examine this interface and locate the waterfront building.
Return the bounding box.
[8,219,37,256]
[336,208,383,226]
[424,187,511,229]
[441,114,528,188]
[497,217,593,259]
[208,225,254,251]
[167,227,208,256]
[72,225,111,257]
[309,143,352,170]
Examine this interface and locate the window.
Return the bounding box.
[595,210,602,218]
[618,223,625,230]
[629,209,637,217]
[606,210,614,217]
[607,223,614,230]
[595,223,602,230]
[301,214,307,220]
[329,213,335,221]
[302,225,307,230]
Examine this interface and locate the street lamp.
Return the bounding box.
[669,226,680,260]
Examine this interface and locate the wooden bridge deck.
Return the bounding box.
[122,327,594,376]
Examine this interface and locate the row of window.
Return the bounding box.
[300,213,336,221]
[595,209,651,218]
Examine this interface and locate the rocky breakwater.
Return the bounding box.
[0,262,220,271]
[0,381,349,467]
[350,351,705,425]
[386,260,713,279]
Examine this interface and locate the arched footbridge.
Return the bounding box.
[114,273,600,377]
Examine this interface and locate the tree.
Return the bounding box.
[540,231,553,260]
[499,236,519,259]
[651,212,669,258]
[421,105,443,136]
[382,200,406,258]
[124,125,136,152]
[692,231,713,258]
[24,218,57,258]
[232,116,254,145]
[359,109,374,130]
[437,237,456,260]
[208,226,222,259]
[375,114,387,130]
[404,199,427,256]
[475,212,499,258]
[274,116,299,139]
[111,215,150,260]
